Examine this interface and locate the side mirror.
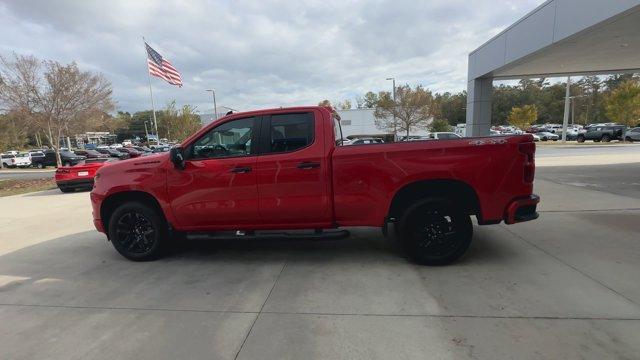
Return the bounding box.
[169,147,185,170]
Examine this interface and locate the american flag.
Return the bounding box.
[145,42,183,87]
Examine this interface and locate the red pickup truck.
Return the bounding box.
[90,106,539,265]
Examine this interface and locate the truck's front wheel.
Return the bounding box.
[398,199,472,266]
[108,202,168,261]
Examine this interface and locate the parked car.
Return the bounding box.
[400,135,429,141]
[557,128,580,140]
[531,134,540,142]
[427,132,462,140]
[151,146,171,153]
[55,158,112,193]
[91,106,539,265]
[1,153,32,168]
[74,149,110,159]
[577,125,627,143]
[118,147,143,158]
[60,150,86,166]
[624,127,640,142]
[27,151,46,168]
[537,132,559,141]
[96,148,130,159]
[349,138,384,145]
[30,150,86,168]
[133,146,153,153]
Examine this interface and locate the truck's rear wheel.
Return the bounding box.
[398,199,472,266]
[108,202,168,261]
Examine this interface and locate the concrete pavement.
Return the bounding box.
[1,176,639,359]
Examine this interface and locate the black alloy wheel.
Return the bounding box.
[399,199,472,266]
[108,202,167,261]
[602,134,611,142]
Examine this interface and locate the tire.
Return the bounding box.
[577,135,585,143]
[108,201,168,261]
[625,137,633,142]
[398,198,473,266]
[602,134,611,143]
[36,163,44,169]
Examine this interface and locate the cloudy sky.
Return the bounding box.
[0,0,544,114]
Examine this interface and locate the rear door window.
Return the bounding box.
[264,113,314,154]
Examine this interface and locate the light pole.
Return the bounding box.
[386,77,397,141]
[144,121,150,144]
[205,89,218,120]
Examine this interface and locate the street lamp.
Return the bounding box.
[386,77,397,140]
[205,89,218,120]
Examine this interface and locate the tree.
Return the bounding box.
[429,118,452,132]
[336,99,352,110]
[363,91,379,108]
[0,53,113,165]
[579,76,605,122]
[508,105,537,130]
[604,79,640,126]
[374,84,437,138]
[160,100,202,142]
[435,91,467,125]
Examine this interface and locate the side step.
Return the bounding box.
[185,229,350,241]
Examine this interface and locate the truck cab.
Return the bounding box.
[91,106,539,265]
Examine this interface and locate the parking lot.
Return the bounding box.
[1,148,639,359]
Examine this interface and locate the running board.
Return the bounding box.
[185,229,350,241]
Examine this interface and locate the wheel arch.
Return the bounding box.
[387,179,481,222]
[100,190,166,233]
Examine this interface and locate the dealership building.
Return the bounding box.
[466,0,640,136]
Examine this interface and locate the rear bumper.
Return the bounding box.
[504,194,540,224]
[56,179,94,190]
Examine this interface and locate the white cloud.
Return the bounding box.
[0,0,545,113]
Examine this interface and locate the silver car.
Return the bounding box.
[625,127,640,142]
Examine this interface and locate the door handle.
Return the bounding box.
[230,166,252,173]
[297,162,320,169]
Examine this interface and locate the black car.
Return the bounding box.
[96,148,130,159]
[577,125,627,143]
[151,146,171,153]
[74,149,109,159]
[31,150,85,168]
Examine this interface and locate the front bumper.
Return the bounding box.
[504,194,540,224]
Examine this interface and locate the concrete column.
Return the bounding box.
[465,77,493,137]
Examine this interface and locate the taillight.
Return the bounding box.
[518,142,535,183]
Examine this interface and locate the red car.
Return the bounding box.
[55,159,112,193]
[91,106,539,265]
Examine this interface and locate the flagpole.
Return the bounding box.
[143,36,160,145]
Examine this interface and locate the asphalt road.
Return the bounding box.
[536,143,640,158]
[1,159,640,358]
[0,169,54,180]
[537,163,640,199]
